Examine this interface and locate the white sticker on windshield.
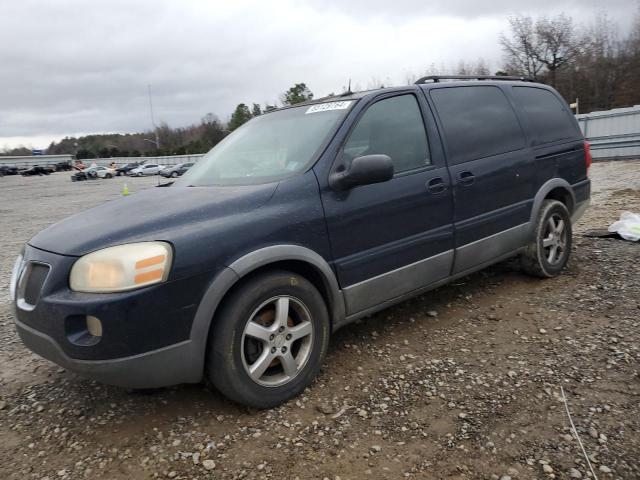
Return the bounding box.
[305,101,352,114]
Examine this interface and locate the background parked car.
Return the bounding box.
[70,166,115,181]
[93,166,116,178]
[21,166,51,176]
[115,162,141,176]
[0,165,19,176]
[128,164,164,176]
[159,162,194,178]
[55,161,73,171]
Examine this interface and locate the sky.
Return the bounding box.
[0,0,636,150]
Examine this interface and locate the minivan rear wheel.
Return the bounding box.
[520,199,572,278]
[206,270,330,408]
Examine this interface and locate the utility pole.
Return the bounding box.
[148,84,161,151]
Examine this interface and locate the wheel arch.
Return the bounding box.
[227,245,345,328]
[528,178,575,238]
[188,245,345,381]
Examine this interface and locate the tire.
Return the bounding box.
[105,173,112,179]
[170,171,179,178]
[521,199,572,278]
[206,270,330,408]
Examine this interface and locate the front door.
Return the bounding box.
[318,90,454,315]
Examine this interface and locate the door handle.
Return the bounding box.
[457,171,475,186]
[426,177,446,194]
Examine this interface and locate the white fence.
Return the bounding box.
[577,105,640,161]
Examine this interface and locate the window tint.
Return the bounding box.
[431,86,525,165]
[513,87,579,144]
[341,94,430,173]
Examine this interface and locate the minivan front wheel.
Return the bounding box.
[521,199,572,278]
[206,270,330,408]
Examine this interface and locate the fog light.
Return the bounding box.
[86,315,103,337]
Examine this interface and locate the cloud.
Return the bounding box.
[0,0,636,148]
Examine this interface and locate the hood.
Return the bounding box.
[29,183,278,256]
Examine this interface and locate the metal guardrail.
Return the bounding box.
[0,155,74,168]
[0,153,205,169]
[91,154,205,167]
[577,105,640,160]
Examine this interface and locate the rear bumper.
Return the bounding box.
[15,317,202,388]
[571,199,589,224]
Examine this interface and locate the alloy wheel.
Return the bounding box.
[542,213,567,265]
[241,296,314,387]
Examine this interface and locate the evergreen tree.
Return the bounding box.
[281,83,313,105]
[228,103,252,131]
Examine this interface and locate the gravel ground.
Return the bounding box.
[0,162,639,480]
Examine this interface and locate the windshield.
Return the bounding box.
[177,100,353,186]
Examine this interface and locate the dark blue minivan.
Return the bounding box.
[11,76,591,408]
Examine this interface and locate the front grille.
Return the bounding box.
[21,263,50,306]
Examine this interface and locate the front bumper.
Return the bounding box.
[15,318,200,388]
[11,244,210,387]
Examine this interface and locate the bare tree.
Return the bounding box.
[500,16,545,80]
[455,58,491,76]
[500,14,582,86]
[534,14,582,86]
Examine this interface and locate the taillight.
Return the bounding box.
[584,140,592,173]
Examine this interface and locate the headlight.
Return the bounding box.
[70,242,173,293]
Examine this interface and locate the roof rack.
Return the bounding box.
[414,75,534,84]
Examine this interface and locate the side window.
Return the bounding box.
[513,87,580,144]
[341,94,430,173]
[431,86,525,165]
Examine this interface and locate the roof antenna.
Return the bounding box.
[340,78,353,97]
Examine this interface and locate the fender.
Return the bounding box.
[227,244,346,327]
[187,266,240,381]
[528,178,576,238]
[187,245,346,380]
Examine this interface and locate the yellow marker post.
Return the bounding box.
[122,182,130,196]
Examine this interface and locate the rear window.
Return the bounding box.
[430,86,525,165]
[512,87,579,144]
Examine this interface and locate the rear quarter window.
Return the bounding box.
[430,85,525,165]
[512,86,580,144]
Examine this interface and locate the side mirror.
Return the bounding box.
[329,154,394,190]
